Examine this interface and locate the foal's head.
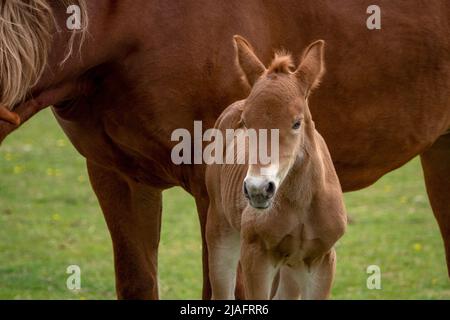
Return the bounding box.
[234,35,325,209]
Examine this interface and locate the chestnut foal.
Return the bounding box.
[205,36,347,300]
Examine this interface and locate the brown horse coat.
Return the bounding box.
[1,1,450,299]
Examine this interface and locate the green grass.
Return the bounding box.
[0,109,449,299]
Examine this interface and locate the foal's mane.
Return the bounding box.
[267,51,294,75]
[0,0,88,109]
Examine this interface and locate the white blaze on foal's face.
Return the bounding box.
[242,96,306,210]
[239,73,308,209]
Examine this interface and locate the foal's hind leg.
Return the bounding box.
[298,249,336,300]
[421,132,450,277]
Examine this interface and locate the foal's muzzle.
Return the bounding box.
[243,176,276,209]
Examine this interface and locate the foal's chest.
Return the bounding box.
[255,219,329,268]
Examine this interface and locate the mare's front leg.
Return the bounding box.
[298,249,336,300]
[240,241,277,300]
[87,161,163,299]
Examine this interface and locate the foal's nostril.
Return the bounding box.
[265,181,275,197]
[243,181,250,198]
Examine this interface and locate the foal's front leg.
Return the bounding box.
[273,266,301,299]
[298,249,336,300]
[206,205,241,300]
[240,241,277,300]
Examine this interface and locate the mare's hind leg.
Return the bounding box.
[193,195,212,299]
[206,202,240,299]
[298,249,336,300]
[420,132,450,277]
[87,161,162,299]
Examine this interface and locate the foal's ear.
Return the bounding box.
[295,40,325,97]
[233,35,266,87]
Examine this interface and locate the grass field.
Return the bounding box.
[0,109,449,299]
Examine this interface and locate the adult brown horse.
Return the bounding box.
[0,1,449,299]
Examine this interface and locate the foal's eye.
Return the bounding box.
[292,120,301,130]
